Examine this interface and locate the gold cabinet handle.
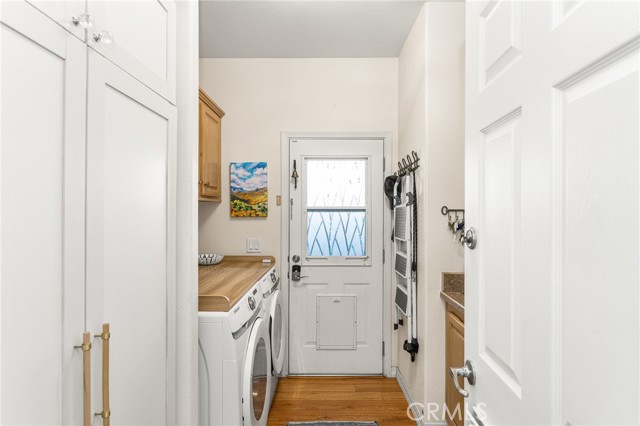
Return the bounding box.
[74,332,92,426]
[94,324,111,425]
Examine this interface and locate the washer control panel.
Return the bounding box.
[228,284,262,334]
[258,266,280,297]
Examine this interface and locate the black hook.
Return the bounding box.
[291,160,299,189]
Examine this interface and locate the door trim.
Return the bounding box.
[280,132,393,377]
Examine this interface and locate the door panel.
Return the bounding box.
[558,49,639,425]
[200,101,221,199]
[479,110,522,395]
[25,0,86,41]
[0,2,86,423]
[86,50,176,425]
[288,138,383,374]
[88,0,176,103]
[465,1,639,424]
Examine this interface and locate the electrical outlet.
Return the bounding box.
[246,238,261,253]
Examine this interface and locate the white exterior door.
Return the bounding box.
[85,50,176,424]
[0,2,86,423]
[288,138,384,375]
[465,1,639,424]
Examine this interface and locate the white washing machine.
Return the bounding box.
[257,266,285,405]
[199,280,272,426]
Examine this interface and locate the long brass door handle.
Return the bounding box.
[75,332,92,426]
[94,324,111,425]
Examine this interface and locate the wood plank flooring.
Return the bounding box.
[267,377,415,426]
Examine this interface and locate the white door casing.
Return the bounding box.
[465,1,639,425]
[288,138,384,375]
[85,49,177,424]
[0,2,86,423]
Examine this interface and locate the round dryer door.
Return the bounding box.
[243,317,271,426]
[269,289,285,375]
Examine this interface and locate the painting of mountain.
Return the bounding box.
[230,162,268,217]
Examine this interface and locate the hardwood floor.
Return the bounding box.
[267,377,415,426]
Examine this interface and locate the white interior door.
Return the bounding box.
[0,2,86,423]
[85,49,176,425]
[288,138,384,375]
[465,1,639,424]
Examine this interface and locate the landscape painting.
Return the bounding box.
[230,162,268,217]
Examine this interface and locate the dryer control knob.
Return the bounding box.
[248,296,256,310]
[270,271,277,283]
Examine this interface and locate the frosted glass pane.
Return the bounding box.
[307,210,366,256]
[306,159,366,207]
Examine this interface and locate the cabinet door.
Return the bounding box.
[85,50,176,425]
[24,0,86,40]
[0,2,86,424]
[87,0,176,104]
[445,309,465,426]
[199,100,222,201]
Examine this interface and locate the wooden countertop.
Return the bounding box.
[198,255,275,312]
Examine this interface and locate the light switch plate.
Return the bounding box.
[246,238,261,253]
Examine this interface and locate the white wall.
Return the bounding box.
[396,3,465,424]
[198,59,398,268]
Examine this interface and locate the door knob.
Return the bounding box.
[71,13,94,29]
[93,31,114,44]
[461,227,477,249]
[448,360,476,397]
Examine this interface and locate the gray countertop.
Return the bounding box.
[441,272,464,315]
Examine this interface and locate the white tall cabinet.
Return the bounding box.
[1,1,177,424]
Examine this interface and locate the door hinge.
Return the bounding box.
[382,341,385,356]
[383,248,385,263]
[383,157,386,171]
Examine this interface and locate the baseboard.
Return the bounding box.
[394,368,447,426]
[394,368,423,426]
[388,366,398,378]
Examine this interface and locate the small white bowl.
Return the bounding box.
[198,253,224,265]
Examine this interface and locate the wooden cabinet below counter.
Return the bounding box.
[199,88,225,202]
[445,305,465,426]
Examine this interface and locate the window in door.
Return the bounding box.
[304,158,370,265]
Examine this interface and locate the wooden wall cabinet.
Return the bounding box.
[199,89,225,202]
[445,306,465,426]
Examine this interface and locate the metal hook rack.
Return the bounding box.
[441,206,466,244]
[395,151,420,176]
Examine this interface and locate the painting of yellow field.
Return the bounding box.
[230,162,268,217]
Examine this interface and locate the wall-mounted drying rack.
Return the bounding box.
[392,150,420,362]
[395,151,420,176]
[441,205,466,244]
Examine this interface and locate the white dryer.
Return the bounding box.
[257,266,285,405]
[199,280,272,426]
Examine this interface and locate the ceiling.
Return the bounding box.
[199,1,427,58]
